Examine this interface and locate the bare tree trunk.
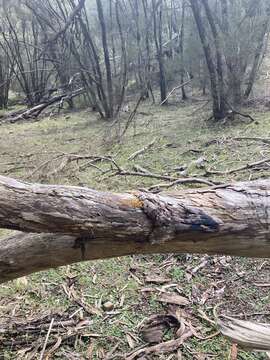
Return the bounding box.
[190,0,226,120]
[244,14,270,99]
[142,0,155,103]
[179,0,187,100]
[131,0,144,91]
[201,0,227,117]
[1,175,270,283]
[0,55,12,109]
[190,0,220,119]
[115,0,127,116]
[96,0,114,118]
[152,0,167,104]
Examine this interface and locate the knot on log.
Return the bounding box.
[137,192,221,244]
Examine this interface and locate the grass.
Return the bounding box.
[0,99,270,359]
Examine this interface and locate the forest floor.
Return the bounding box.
[1,98,270,359]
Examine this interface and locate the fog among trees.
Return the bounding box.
[0,0,269,120]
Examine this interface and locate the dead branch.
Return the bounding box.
[116,166,216,188]
[121,94,144,137]
[148,177,216,192]
[132,164,152,174]
[233,137,270,145]
[28,152,117,179]
[160,79,192,106]
[2,88,85,124]
[128,139,156,161]
[206,157,270,176]
[116,169,176,181]
[225,100,255,123]
[125,330,193,359]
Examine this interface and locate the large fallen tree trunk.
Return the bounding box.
[1,175,270,283]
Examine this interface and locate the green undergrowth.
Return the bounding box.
[0,100,270,359]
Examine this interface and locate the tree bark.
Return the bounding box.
[1,175,270,283]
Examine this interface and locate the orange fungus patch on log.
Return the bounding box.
[120,193,144,208]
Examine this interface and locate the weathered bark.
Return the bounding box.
[1,176,270,282]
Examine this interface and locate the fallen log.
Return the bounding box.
[1,175,270,283]
[2,88,85,124]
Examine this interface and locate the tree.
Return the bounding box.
[190,0,270,120]
[0,0,268,120]
[179,0,187,100]
[96,0,114,118]
[0,4,54,106]
[190,0,228,120]
[1,175,270,283]
[152,0,167,104]
[244,5,270,99]
[0,45,14,109]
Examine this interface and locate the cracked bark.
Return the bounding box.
[1,175,270,283]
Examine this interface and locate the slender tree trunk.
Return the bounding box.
[114,0,127,116]
[133,0,144,91]
[0,59,6,109]
[220,0,242,107]
[180,0,187,100]
[1,175,270,283]
[201,0,227,117]
[152,0,167,104]
[244,15,270,99]
[230,70,242,107]
[96,0,114,118]
[142,0,155,103]
[190,0,224,120]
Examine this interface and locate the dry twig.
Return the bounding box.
[128,139,156,161]
[160,79,192,105]
[39,318,54,360]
